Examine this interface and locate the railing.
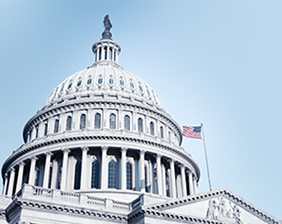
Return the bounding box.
[20,184,131,212]
[33,186,53,198]
[87,195,105,206]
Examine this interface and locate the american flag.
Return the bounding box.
[183,126,202,139]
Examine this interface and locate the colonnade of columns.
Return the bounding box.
[3,147,198,199]
[94,42,119,64]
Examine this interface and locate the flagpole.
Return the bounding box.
[201,123,212,191]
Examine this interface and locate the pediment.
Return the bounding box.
[143,188,280,224]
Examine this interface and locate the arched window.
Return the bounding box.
[124,115,130,131]
[126,162,132,190]
[150,122,154,136]
[138,118,143,133]
[168,131,171,142]
[94,113,101,129]
[109,113,116,129]
[91,161,100,189]
[35,125,39,138]
[66,116,72,131]
[80,114,86,130]
[54,119,59,133]
[160,126,164,139]
[44,122,48,136]
[74,160,81,190]
[108,160,117,188]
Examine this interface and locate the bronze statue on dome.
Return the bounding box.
[102,15,112,39]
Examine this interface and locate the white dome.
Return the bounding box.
[44,61,162,109]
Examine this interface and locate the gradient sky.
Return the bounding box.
[0,0,281,219]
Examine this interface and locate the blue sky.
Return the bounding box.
[0,0,281,219]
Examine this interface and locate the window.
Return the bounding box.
[87,78,92,85]
[94,113,101,129]
[126,163,132,190]
[77,80,82,87]
[80,114,86,130]
[68,83,72,89]
[139,85,143,92]
[108,161,117,188]
[160,126,164,139]
[138,118,143,133]
[109,113,116,129]
[109,78,114,84]
[60,85,64,93]
[98,77,103,84]
[66,116,72,131]
[120,79,124,86]
[130,82,134,88]
[54,119,59,133]
[35,125,39,138]
[168,131,171,142]
[74,160,81,190]
[91,161,100,188]
[124,115,130,131]
[150,122,154,136]
[44,122,48,136]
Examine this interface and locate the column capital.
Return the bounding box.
[29,156,38,162]
[45,151,53,157]
[62,148,70,154]
[10,167,15,172]
[4,173,8,179]
[101,145,108,151]
[139,150,145,156]
[121,147,128,152]
[156,153,162,159]
[169,158,175,164]
[81,146,89,152]
[18,161,26,167]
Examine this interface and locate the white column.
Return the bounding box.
[170,159,176,198]
[193,176,198,194]
[16,162,25,193]
[115,50,118,63]
[188,171,194,195]
[60,148,70,191]
[7,168,15,196]
[97,48,100,62]
[80,146,89,190]
[48,117,54,135]
[101,146,108,189]
[3,174,8,195]
[121,147,127,190]
[43,151,53,188]
[101,46,105,60]
[50,160,58,189]
[156,154,162,195]
[139,150,145,193]
[162,164,166,196]
[106,46,109,60]
[28,156,38,185]
[181,165,187,197]
[31,126,36,140]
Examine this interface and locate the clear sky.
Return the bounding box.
[0,0,281,219]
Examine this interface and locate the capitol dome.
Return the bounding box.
[2,15,200,205]
[44,61,162,111]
